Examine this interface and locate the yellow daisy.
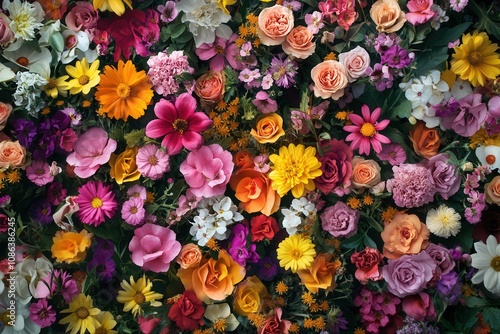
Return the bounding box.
[116,275,164,316]
[43,75,70,98]
[59,294,101,334]
[277,234,316,273]
[66,58,101,95]
[93,0,132,16]
[95,311,118,334]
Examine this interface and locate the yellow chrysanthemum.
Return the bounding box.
[269,143,322,198]
[93,0,132,16]
[277,234,316,273]
[59,294,101,334]
[451,31,500,87]
[66,58,101,95]
[95,60,153,121]
[116,275,163,316]
[43,75,70,98]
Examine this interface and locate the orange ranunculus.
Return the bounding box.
[51,229,93,264]
[381,212,430,259]
[409,121,441,158]
[233,276,269,316]
[229,167,280,216]
[297,253,341,294]
[109,146,141,184]
[250,113,285,144]
[177,250,246,303]
[175,243,203,269]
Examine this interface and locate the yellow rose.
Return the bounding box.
[109,146,141,184]
[51,229,93,264]
[233,276,268,316]
[250,113,285,144]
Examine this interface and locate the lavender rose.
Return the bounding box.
[425,243,455,277]
[382,252,436,297]
[440,93,488,137]
[320,201,359,238]
[315,139,353,196]
[426,153,461,200]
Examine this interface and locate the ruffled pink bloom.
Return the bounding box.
[75,181,118,226]
[29,299,56,328]
[26,160,54,186]
[195,34,248,71]
[406,0,434,25]
[145,93,213,156]
[129,223,182,273]
[121,197,146,226]
[252,91,278,113]
[66,127,117,178]
[343,104,390,155]
[136,143,171,180]
[179,144,234,198]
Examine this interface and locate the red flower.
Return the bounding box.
[258,308,291,334]
[168,290,205,331]
[250,215,279,242]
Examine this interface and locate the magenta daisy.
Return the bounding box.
[75,181,118,226]
[121,197,146,226]
[136,143,171,180]
[145,93,213,156]
[29,299,57,328]
[343,104,391,155]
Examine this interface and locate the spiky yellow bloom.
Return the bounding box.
[354,328,366,334]
[6,170,21,183]
[116,275,163,316]
[347,197,362,209]
[451,31,500,87]
[275,281,288,295]
[277,234,316,273]
[381,206,399,224]
[66,58,100,95]
[269,143,322,198]
[59,294,101,334]
[93,0,132,16]
[301,292,316,306]
[43,75,70,98]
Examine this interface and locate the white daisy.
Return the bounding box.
[471,235,500,296]
[426,205,461,238]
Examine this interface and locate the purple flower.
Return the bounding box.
[157,1,178,23]
[425,243,455,277]
[47,182,67,206]
[256,256,279,281]
[426,153,461,200]
[29,299,56,328]
[381,45,415,69]
[320,202,359,238]
[440,93,488,137]
[35,269,79,303]
[93,237,115,258]
[12,118,37,147]
[88,252,116,281]
[29,199,53,225]
[374,33,401,56]
[366,63,394,91]
[433,97,460,118]
[121,197,146,226]
[267,54,298,88]
[377,143,406,165]
[387,163,436,208]
[252,91,278,113]
[32,133,56,160]
[436,271,462,305]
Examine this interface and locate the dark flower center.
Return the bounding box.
[173,119,189,134]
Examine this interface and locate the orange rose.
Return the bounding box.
[250,113,285,144]
[311,60,348,100]
[0,102,12,131]
[351,157,381,190]
[409,121,441,158]
[282,26,316,59]
[297,253,341,294]
[381,212,430,259]
[370,0,406,33]
[109,146,141,184]
[257,5,294,46]
[195,70,225,109]
[485,176,500,205]
[0,140,26,170]
[175,243,203,269]
[229,167,280,216]
[233,276,269,316]
[177,250,246,303]
[51,229,93,264]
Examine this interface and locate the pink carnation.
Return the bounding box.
[147,50,194,97]
[179,144,234,198]
[387,163,436,208]
[405,0,434,25]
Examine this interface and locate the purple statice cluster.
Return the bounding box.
[463,165,491,223]
[87,237,117,282]
[395,317,440,334]
[354,288,402,334]
[147,50,195,97]
[228,223,259,267]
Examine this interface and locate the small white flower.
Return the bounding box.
[281,208,302,235]
[15,257,53,305]
[451,78,473,100]
[471,235,500,295]
[426,205,461,238]
[290,197,316,217]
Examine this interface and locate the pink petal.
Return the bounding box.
[187,112,213,132]
[175,93,197,119]
[162,132,184,155]
[181,131,204,151]
[343,125,361,133]
[375,119,390,131]
[370,107,382,123]
[154,99,177,121]
[146,119,170,139]
[361,104,372,121]
[349,113,365,126]
[210,55,225,72]
[374,133,391,144]
[359,139,371,155]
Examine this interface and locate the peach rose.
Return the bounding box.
[370,0,407,33]
[233,276,268,316]
[297,253,341,294]
[381,212,430,259]
[51,229,93,264]
[282,26,316,59]
[195,70,225,109]
[0,102,13,131]
[229,166,280,216]
[409,121,441,158]
[0,140,27,170]
[311,60,348,100]
[175,243,203,269]
[350,157,381,190]
[338,46,371,82]
[177,250,246,303]
[257,5,294,46]
[250,113,285,144]
[485,176,500,205]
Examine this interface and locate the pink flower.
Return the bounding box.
[29,299,56,328]
[26,160,54,186]
[145,93,213,156]
[136,143,171,180]
[402,292,437,321]
[52,196,79,230]
[147,50,194,97]
[64,1,99,32]
[121,197,145,226]
[252,91,278,113]
[75,181,118,226]
[343,104,390,155]
[406,0,434,25]
[127,184,147,200]
[180,144,234,198]
[351,247,384,284]
[195,34,246,71]
[66,127,117,178]
[129,223,182,273]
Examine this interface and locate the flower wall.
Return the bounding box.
[1,0,500,333]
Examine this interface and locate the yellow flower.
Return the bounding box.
[95,311,118,334]
[66,58,101,95]
[51,230,93,264]
[116,275,164,316]
[95,60,153,121]
[451,31,500,87]
[43,75,70,98]
[59,294,101,334]
[277,234,316,273]
[233,276,268,316]
[269,143,322,198]
[93,0,132,16]
[217,0,236,14]
[109,146,141,184]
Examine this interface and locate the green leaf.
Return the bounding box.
[385,98,412,120]
[469,0,500,40]
[333,42,347,53]
[414,47,449,77]
[465,296,489,308]
[363,234,377,249]
[341,232,364,250]
[170,24,186,39]
[482,307,500,331]
[423,22,472,47]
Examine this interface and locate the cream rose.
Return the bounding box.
[370,0,407,33]
[338,46,371,82]
[311,60,348,100]
[0,140,26,169]
[0,102,13,131]
[350,157,381,190]
[257,5,294,46]
[282,26,316,59]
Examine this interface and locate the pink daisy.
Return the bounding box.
[145,93,213,156]
[121,197,145,226]
[377,143,407,165]
[29,299,56,328]
[136,143,171,180]
[75,181,118,226]
[127,184,147,200]
[343,105,391,155]
[26,160,54,186]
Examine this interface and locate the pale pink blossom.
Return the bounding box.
[26,160,54,186]
[136,143,171,180]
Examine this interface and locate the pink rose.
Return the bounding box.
[406,0,434,25]
[129,224,182,273]
[65,1,100,32]
[315,139,353,196]
[350,247,384,284]
[257,5,294,46]
[180,144,234,198]
[402,292,437,321]
[0,102,13,131]
[0,13,14,47]
[320,202,359,238]
[338,46,371,83]
[311,60,348,100]
[258,308,291,334]
[0,140,26,169]
[282,26,316,59]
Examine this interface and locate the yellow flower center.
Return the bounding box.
[94,328,107,334]
[468,51,482,65]
[16,56,29,67]
[130,207,138,214]
[148,155,158,166]
[52,0,62,9]
[91,197,103,209]
[491,256,500,271]
[173,119,189,134]
[134,292,146,304]
[360,123,376,137]
[215,45,225,54]
[116,83,131,98]
[78,75,90,85]
[46,78,57,89]
[213,318,227,332]
[290,249,303,260]
[76,307,89,319]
